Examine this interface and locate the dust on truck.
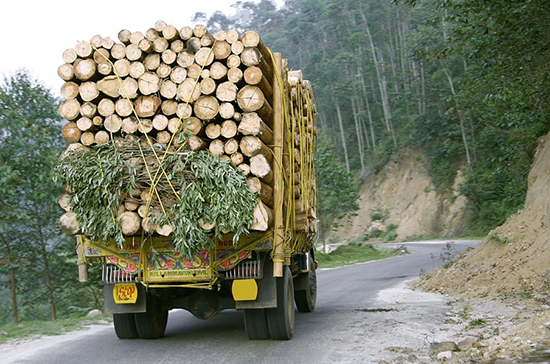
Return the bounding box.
[55,22,318,340]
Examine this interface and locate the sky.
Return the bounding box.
[0,0,273,96]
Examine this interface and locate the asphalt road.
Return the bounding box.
[4,240,480,364]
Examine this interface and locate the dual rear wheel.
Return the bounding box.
[113,293,168,340]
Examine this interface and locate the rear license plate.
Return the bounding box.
[113,283,138,304]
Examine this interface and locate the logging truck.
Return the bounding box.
[56,23,318,340]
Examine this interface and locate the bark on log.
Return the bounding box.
[118,29,132,44]
[188,135,207,151]
[244,66,273,100]
[187,37,201,53]
[61,122,82,143]
[238,112,273,143]
[59,193,72,212]
[247,176,274,208]
[138,38,153,53]
[134,95,161,117]
[240,135,272,161]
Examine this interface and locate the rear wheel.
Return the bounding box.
[266,266,295,340]
[295,254,317,312]
[113,313,139,339]
[244,308,271,340]
[135,293,168,339]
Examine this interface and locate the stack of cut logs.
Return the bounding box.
[57,21,317,239]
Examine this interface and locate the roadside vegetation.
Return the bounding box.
[316,242,407,269]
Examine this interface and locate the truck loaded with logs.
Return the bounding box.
[53,21,318,340]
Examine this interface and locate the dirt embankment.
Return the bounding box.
[327,148,469,243]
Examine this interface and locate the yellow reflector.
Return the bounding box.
[113,283,138,304]
[232,279,258,301]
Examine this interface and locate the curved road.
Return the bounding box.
[4,240,479,364]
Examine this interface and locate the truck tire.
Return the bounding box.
[266,265,295,340]
[294,254,317,312]
[113,313,139,339]
[244,308,271,340]
[135,293,168,339]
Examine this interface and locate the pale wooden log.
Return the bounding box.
[118,29,132,44]
[124,198,140,211]
[119,211,141,235]
[137,204,147,218]
[230,152,244,165]
[193,24,208,38]
[244,66,273,100]
[272,52,284,275]
[79,82,99,102]
[250,154,273,184]
[134,96,161,117]
[200,68,210,79]
[224,138,239,155]
[237,163,251,176]
[152,37,169,53]
[250,199,273,231]
[97,75,120,98]
[129,61,146,79]
[125,44,142,61]
[59,99,81,121]
[58,63,74,81]
[188,135,207,151]
[187,37,201,53]
[210,61,228,80]
[205,123,221,139]
[80,102,97,118]
[155,20,167,32]
[194,96,219,121]
[80,131,95,146]
[227,54,241,68]
[187,63,201,78]
[199,218,216,231]
[227,67,243,84]
[213,41,231,60]
[234,112,243,122]
[195,47,214,67]
[59,193,71,212]
[241,47,273,81]
[215,29,227,41]
[156,130,171,144]
[97,98,115,117]
[95,130,110,144]
[156,224,174,236]
[61,81,79,99]
[102,37,115,50]
[201,33,215,47]
[171,39,185,53]
[62,48,77,64]
[114,59,130,77]
[92,116,103,127]
[138,72,161,95]
[130,31,145,45]
[76,117,93,132]
[75,41,92,58]
[93,48,110,64]
[176,103,192,119]
[97,62,113,76]
[104,114,122,133]
[162,100,178,116]
[170,66,187,83]
[111,43,126,59]
[216,81,238,102]
[59,212,80,235]
[240,135,272,161]
[61,122,82,143]
[179,26,193,40]
[160,79,177,99]
[145,27,160,41]
[73,59,96,81]
[144,53,160,70]
[119,77,139,99]
[137,118,153,134]
[152,114,169,131]
[238,112,273,143]
[226,30,241,44]
[218,102,235,119]
[177,78,201,103]
[122,116,139,134]
[182,116,203,135]
[115,99,133,117]
[220,119,238,139]
[209,139,225,156]
[140,189,157,204]
[237,85,273,121]
[220,155,231,162]
[200,78,217,95]
[231,41,244,55]
[247,176,274,208]
[162,24,179,41]
[156,63,172,78]
[161,49,177,65]
[242,30,272,64]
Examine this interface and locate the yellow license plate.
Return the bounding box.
[113,283,138,304]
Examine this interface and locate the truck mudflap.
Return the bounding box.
[104,283,146,314]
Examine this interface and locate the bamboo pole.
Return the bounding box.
[272,52,284,278]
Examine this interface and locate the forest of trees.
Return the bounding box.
[1,0,549,324]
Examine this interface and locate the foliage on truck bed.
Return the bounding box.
[52,140,258,257]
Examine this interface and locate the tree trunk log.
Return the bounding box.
[250,154,273,184]
[138,72,160,95]
[240,135,272,161]
[216,81,238,102]
[208,139,225,156]
[73,59,96,81]
[205,122,221,139]
[97,98,115,117]
[170,66,187,83]
[188,135,207,151]
[79,82,99,102]
[177,78,201,103]
[220,119,237,139]
[193,96,219,120]
[134,95,161,117]
[59,212,80,235]
[213,41,231,60]
[61,122,82,143]
[119,211,141,235]
[59,99,81,121]
[61,82,79,99]
[237,85,273,121]
[250,199,273,231]
[247,176,274,208]
[238,112,273,143]
[223,138,239,155]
